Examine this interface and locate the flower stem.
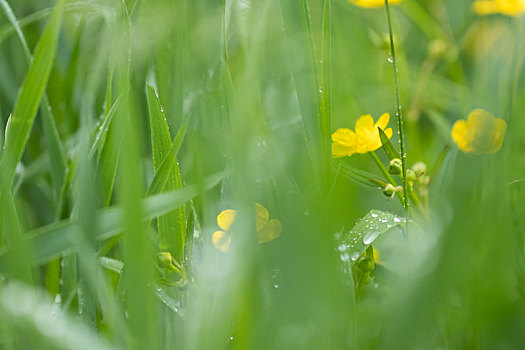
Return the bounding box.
[384,0,409,225]
[369,152,403,204]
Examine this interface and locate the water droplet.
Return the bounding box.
[363,230,380,245]
[351,252,360,261]
[340,253,350,262]
[371,213,378,218]
[387,55,393,63]
[394,217,401,223]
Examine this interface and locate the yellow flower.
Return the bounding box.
[212,202,282,252]
[451,109,507,155]
[332,113,393,157]
[349,0,402,8]
[473,0,525,16]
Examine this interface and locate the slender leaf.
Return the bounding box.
[147,83,186,261]
[336,160,386,188]
[0,0,64,190]
[279,0,321,161]
[379,127,400,160]
[0,0,67,202]
[146,114,191,196]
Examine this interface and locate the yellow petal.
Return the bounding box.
[498,0,525,16]
[451,119,471,153]
[373,247,380,264]
[374,113,390,131]
[352,0,402,8]
[384,128,393,139]
[452,109,507,154]
[217,209,237,231]
[473,1,499,14]
[488,118,507,153]
[212,230,232,252]
[255,202,269,232]
[473,0,525,16]
[332,141,357,157]
[332,128,357,147]
[355,114,375,136]
[258,219,282,243]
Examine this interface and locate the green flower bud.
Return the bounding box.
[411,162,427,177]
[388,158,403,175]
[406,169,417,182]
[157,251,173,268]
[383,183,396,197]
[357,256,375,272]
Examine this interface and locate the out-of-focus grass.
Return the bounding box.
[0,0,524,349]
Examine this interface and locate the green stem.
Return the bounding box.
[369,152,403,204]
[384,0,409,223]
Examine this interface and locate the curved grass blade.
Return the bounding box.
[338,209,404,267]
[0,0,67,202]
[0,282,117,350]
[0,0,64,191]
[0,170,227,267]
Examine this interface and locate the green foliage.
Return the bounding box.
[0,0,524,349]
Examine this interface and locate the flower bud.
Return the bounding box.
[406,169,417,182]
[388,158,403,175]
[157,251,173,268]
[357,256,375,272]
[411,162,427,177]
[383,183,396,197]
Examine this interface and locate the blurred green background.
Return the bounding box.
[0,0,524,349]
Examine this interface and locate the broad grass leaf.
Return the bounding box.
[147,83,186,261]
[338,209,404,267]
[0,282,117,350]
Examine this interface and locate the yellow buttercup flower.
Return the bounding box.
[349,0,402,8]
[212,202,282,252]
[473,0,525,16]
[332,113,393,157]
[451,109,507,155]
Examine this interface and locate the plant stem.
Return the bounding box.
[384,0,409,225]
[369,152,403,204]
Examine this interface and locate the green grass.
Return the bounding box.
[1,0,525,349]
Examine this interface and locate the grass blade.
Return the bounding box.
[0,0,67,203]
[146,114,191,196]
[0,0,64,191]
[0,282,117,350]
[279,0,321,164]
[379,127,400,160]
[147,83,187,261]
